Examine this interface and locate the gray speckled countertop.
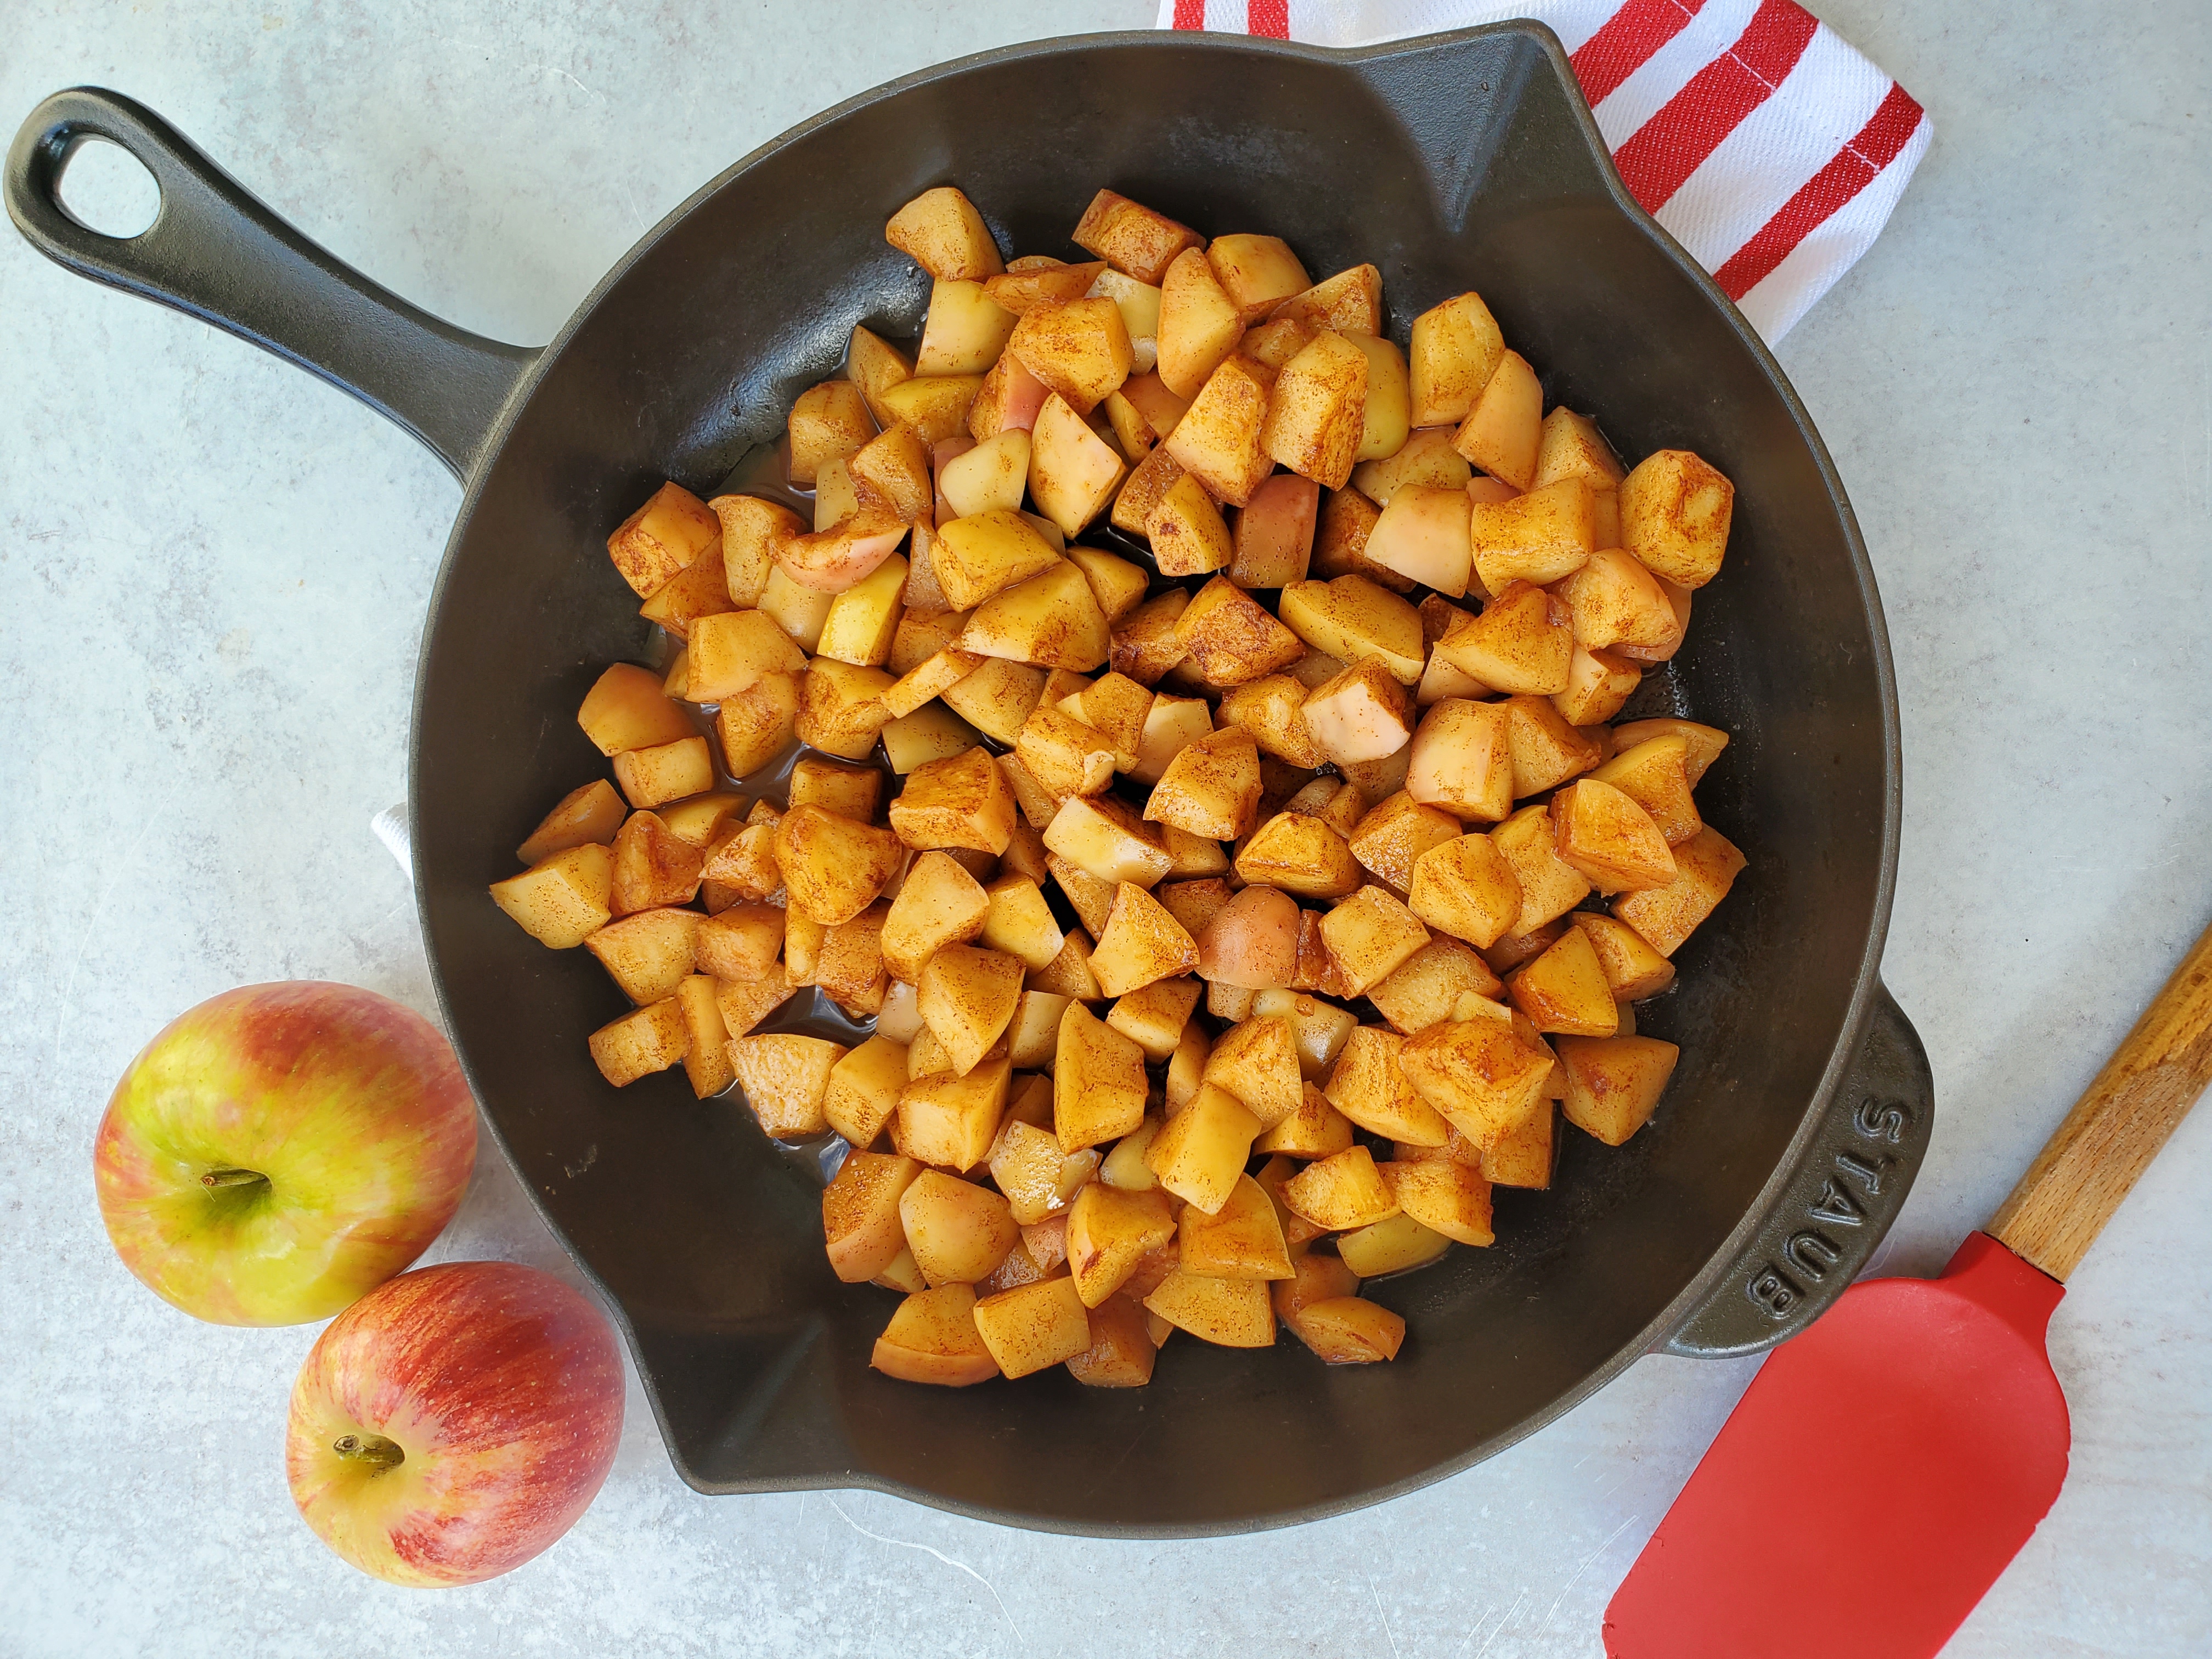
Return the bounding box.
[2,3,2206,1655]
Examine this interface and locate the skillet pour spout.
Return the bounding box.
[9,22,1931,1536]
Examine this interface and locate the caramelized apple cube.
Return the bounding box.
[823,1151,924,1282]
[1347,791,1464,895]
[490,842,614,949]
[1201,680,1312,777]
[1072,190,1202,284]
[1063,1293,1155,1387]
[986,257,1106,314]
[1235,1008,1341,1123]
[606,480,720,597]
[1407,832,1525,950]
[1379,1158,1494,1246]
[771,805,902,924]
[1169,574,1305,687]
[1408,291,1505,427]
[1280,1145,1399,1231]
[588,996,689,1087]
[822,1036,911,1148]
[1259,330,1367,489]
[1153,244,1244,398]
[1007,296,1132,416]
[898,1170,1018,1288]
[1335,1213,1452,1278]
[893,1056,1012,1171]
[1053,1000,1150,1154]
[1164,357,1274,506]
[1404,698,1513,823]
[1438,582,1571,695]
[1550,777,1677,894]
[1138,725,1258,842]
[961,558,1112,672]
[1065,1181,1177,1307]
[1317,885,1431,998]
[1363,482,1472,596]
[871,1283,998,1387]
[1088,883,1201,998]
[1589,735,1701,847]
[1613,826,1746,956]
[889,747,1015,856]
[1556,1033,1679,1144]
[610,810,705,915]
[1142,470,1232,578]
[885,185,1002,281]
[967,1276,1090,1379]
[1569,912,1678,1001]
[584,906,702,1004]
[611,735,713,811]
[1505,924,1621,1037]
[1144,1082,1262,1214]
[1451,348,1542,490]
[1176,1172,1293,1280]
[1400,1016,1554,1148]
[1351,427,1472,508]
[729,1032,845,1138]
[1620,449,1734,589]
[1554,644,1642,726]
[1297,657,1410,769]
[578,663,697,756]
[1234,810,1362,900]
[1042,794,1172,888]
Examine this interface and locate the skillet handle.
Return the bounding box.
[1664,981,1935,1357]
[6,87,537,480]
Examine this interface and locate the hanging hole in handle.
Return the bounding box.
[54,136,162,239]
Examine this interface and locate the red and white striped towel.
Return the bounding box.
[1160,1,1930,342]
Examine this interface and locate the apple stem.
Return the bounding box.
[201,1167,269,1191]
[333,1434,406,1473]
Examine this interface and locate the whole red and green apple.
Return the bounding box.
[94,981,477,1325]
[286,1260,625,1584]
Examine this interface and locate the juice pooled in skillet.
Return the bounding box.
[489,182,1744,1387]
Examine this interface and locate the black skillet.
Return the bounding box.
[8,24,1933,1536]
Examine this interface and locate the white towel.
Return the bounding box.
[1158,0,1931,341]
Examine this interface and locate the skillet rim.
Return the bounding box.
[408,19,1904,1536]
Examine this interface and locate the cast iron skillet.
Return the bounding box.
[10,24,1935,1536]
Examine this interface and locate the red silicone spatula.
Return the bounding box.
[1605,917,2212,1659]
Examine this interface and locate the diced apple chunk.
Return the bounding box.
[1408,291,1505,427]
[1301,657,1413,768]
[885,185,1003,281]
[1172,575,1307,687]
[1558,1034,1680,1144]
[1008,296,1133,416]
[1145,470,1233,577]
[1452,348,1542,490]
[1613,826,1747,956]
[490,843,615,949]
[578,663,697,756]
[1364,483,1471,596]
[606,481,720,598]
[1072,190,1203,284]
[871,1283,999,1386]
[1259,330,1367,489]
[1089,883,1200,998]
[1405,698,1513,823]
[729,1032,845,1138]
[1506,924,1621,1037]
[1163,357,1274,506]
[1352,427,1472,508]
[1620,449,1734,589]
[823,1151,924,1282]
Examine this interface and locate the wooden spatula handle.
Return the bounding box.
[1988,916,2212,1280]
